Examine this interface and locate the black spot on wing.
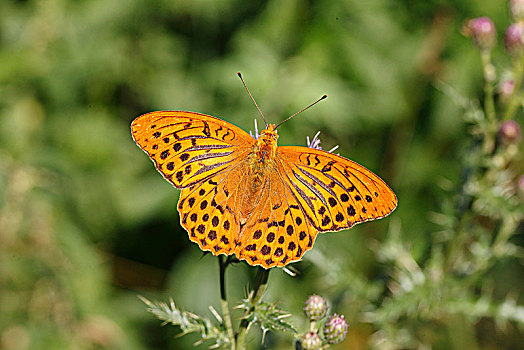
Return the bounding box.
[160,150,170,159]
[321,160,335,172]
[202,122,211,137]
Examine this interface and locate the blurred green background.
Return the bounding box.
[1,0,522,349]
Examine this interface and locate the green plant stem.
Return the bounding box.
[493,215,519,256]
[444,203,475,273]
[481,51,496,123]
[218,255,235,350]
[235,267,270,349]
[480,50,497,154]
[504,53,524,120]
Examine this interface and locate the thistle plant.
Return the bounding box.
[303,295,328,322]
[141,270,347,349]
[323,314,348,345]
[354,7,524,348]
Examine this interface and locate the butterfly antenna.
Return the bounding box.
[237,72,268,127]
[275,94,327,130]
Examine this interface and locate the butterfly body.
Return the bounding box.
[255,124,278,160]
[132,111,397,269]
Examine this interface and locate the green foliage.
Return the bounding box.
[237,299,296,338]
[139,296,231,347]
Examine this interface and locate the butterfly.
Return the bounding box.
[131,78,397,269]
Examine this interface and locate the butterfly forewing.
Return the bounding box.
[131,111,255,189]
[276,146,397,232]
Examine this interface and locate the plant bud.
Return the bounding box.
[510,0,524,21]
[498,79,515,103]
[301,332,322,350]
[498,120,521,144]
[463,17,496,51]
[505,22,524,55]
[303,295,328,321]
[323,314,348,345]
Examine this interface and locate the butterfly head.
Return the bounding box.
[255,123,279,163]
[258,123,279,143]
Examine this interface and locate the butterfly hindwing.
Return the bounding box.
[233,172,319,268]
[178,180,239,256]
[178,157,261,258]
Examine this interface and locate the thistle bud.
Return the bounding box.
[505,22,524,55]
[498,120,521,144]
[510,0,524,21]
[303,295,328,321]
[498,79,515,103]
[301,332,322,350]
[323,314,348,345]
[463,17,496,51]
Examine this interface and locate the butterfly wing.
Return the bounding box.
[131,111,255,189]
[233,146,397,269]
[276,146,397,231]
[132,111,256,256]
[232,169,320,268]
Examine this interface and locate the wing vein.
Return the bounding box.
[296,166,337,198]
[291,169,328,207]
[187,151,234,163]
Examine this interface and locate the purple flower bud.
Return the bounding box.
[505,23,524,54]
[498,120,521,144]
[301,332,322,350]
[303,295,328,321]
[510,0,524,21]
[498,79,515,103]
[463,17,496,51]
[323,314,348,345]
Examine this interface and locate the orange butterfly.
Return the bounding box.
[131,76,397,269]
